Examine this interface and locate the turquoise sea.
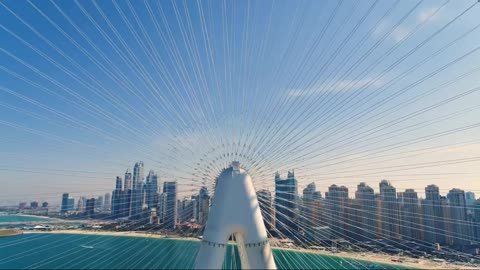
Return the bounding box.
[0,233,409,269]
[0,214,85,229]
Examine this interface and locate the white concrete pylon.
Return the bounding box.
[195,161,277,269]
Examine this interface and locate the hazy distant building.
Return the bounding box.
[41,202,48,208]
[86,198,95,217]
[275,171,298,237]
[30,201,38,209]
[104,192,111,211]
[150,208,160,225]
[77,197,85,212]
[18,202,27,210]
[61,193,70,214]
[96,195,103,209]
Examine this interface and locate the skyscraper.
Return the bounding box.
[447,188,470,246]
[179,197,194,223]
[104,192,111,211]
[399,189,421,240]
[326,184,349,239]
[302,183,317,228]
[86,198,95,217]
[130,162,145,219]
[124,169,132,190]
[112,176,123,218]
[61,193,69,214]
[67,198,75,212]
[473,199,480,242]
[257,189,273,231]
[379,180,399,239]
[466,191,476,207]
[274,171,298,237]
[123,169,133,217]
[197,187,210,225]
[355,182,377,240]
[162,181,177,229]
[145,170,158,209]
[422,184,446,244]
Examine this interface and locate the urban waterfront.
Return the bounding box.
[0,233,407,269]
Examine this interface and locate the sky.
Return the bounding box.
[1,0,480,205]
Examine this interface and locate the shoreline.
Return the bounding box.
[23,229,476,269]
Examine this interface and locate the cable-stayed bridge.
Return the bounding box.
[1,0,480,269]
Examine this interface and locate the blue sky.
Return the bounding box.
[1,0,480,204]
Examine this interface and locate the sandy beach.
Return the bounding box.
[23,229,479,269]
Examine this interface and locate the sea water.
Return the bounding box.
[0,233,408,269]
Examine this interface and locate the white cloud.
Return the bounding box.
[391,26,410,43]
[287,78,384,98]
[417,7,441,23]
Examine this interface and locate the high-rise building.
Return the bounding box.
[67,198,74,211]
[422,184,446,244]
[302,183,316,229]
[77,197,85,212]
[86,198,95,217]
[130,162,145,219]
[30,201,39,209]
[112,176,123,218]
[122,169,133,217]
[41,202,48,208]
[355,182,377,240]
[124,169,132,190]
[19,202,27,210]
[61,193,69,214]
[104,192,111,211]
[466,192,476,208]
[150,208,160,225]
[379,180,399,239]
[132,161,144,190]
[326,184,349,239]
[158,192,167,224]
[96,195,104,209]
[197,187,210,225]
[162,181,177,229]
[447,188,470,246]
[145,170,158,209]
[275,171,298,237]
[179,197,194,223]
[399,189,421,240]
[257,189,274,231]
[473,199,480,242]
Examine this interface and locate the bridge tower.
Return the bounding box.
[195,161,276,269]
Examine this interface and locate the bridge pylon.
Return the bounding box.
[195,161,276,269]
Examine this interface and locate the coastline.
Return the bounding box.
[23,229,475,269]
[0,229,22,237]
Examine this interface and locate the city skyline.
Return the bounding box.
[1,0,480,268]
[1,0,480,204]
